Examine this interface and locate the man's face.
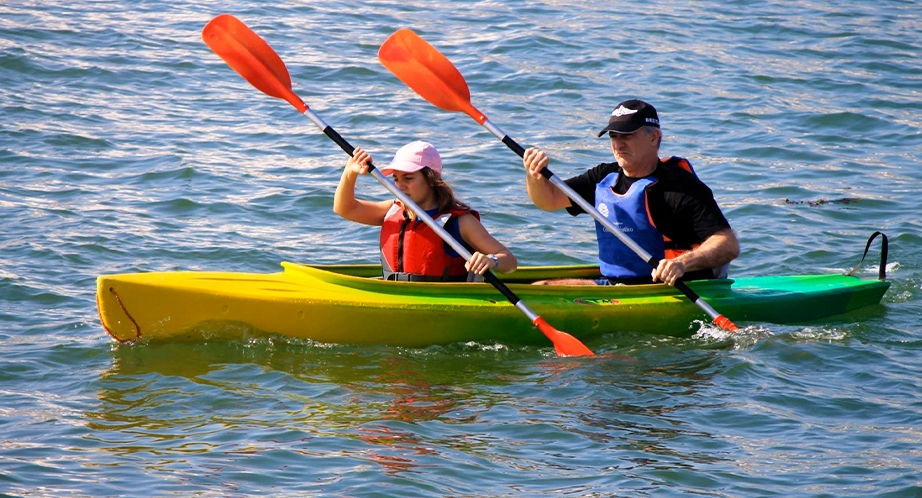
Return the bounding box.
[609,128,660,174]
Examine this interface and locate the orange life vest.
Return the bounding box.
[379,201,479,282]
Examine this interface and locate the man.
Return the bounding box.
[522,99,739,286]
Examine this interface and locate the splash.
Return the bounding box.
[691,320,775,349]
[461,341,509,352]
[790,326,848,342]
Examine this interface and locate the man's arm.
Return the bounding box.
[652,228,740,285]
[523,148,573,211]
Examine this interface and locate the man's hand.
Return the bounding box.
[523,147,550,180]
[652,259,687,286]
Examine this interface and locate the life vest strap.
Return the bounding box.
[384,272,477,283]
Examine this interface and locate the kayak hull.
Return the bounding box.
[96,263,890,346]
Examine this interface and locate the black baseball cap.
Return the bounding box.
[597,99,660,137]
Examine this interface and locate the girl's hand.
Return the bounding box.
[347,147,373,175]
[466,252,498,275]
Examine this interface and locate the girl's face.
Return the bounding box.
[392,171,435,209]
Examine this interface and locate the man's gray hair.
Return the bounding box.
[642,125,662,150]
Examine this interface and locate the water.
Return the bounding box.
[2,0,921,495]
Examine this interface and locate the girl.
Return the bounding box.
[334,141,517,282]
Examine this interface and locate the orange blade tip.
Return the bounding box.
[714,315,739,332]
[378,28,474,115]
[201,14,308,113]
[533,317,594,357]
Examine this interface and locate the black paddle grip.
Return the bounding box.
[483,272,521,305]
[650,256,704,303]
[502,136,526,157]
[502,135,553,179]
[323,126,355,156]
[675,281,702,304]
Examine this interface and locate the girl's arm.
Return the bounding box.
[333,147,392,226]
[457,213,518,274]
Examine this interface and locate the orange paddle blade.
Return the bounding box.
[378,29,486,124]
[533,317,594,357]
[714,314,739,332]
[202,14,307,113]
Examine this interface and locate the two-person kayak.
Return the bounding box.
[96,260,889,347]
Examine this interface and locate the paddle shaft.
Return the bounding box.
[480,120,737,330]
[302,109,541,321]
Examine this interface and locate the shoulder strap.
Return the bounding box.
[443,207,480,221]
[845,231,888,280]
[660,156,696,176]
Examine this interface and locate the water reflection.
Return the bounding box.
[86,339,533,474]
[570,339,736,471]
[86,333,802,484]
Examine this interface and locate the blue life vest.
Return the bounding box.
[593,173,664,279]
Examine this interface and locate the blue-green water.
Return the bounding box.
[2,0,921,495]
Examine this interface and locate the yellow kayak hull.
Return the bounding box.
[96,262,889,347]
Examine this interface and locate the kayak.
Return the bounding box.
[96,262,890,347]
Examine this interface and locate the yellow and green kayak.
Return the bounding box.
[96,262,890,346]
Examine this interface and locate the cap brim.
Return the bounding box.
[379,162,434,176]
[597,123,644,138]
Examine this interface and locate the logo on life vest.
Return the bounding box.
[597,203,609,217]
[611,105,638,117]
[602,224,634,234]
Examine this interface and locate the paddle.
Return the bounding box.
[201,14,594,357]
[379,28,739,332]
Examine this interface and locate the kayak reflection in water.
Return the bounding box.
[334,140,518,282]
[522,99,740,286]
